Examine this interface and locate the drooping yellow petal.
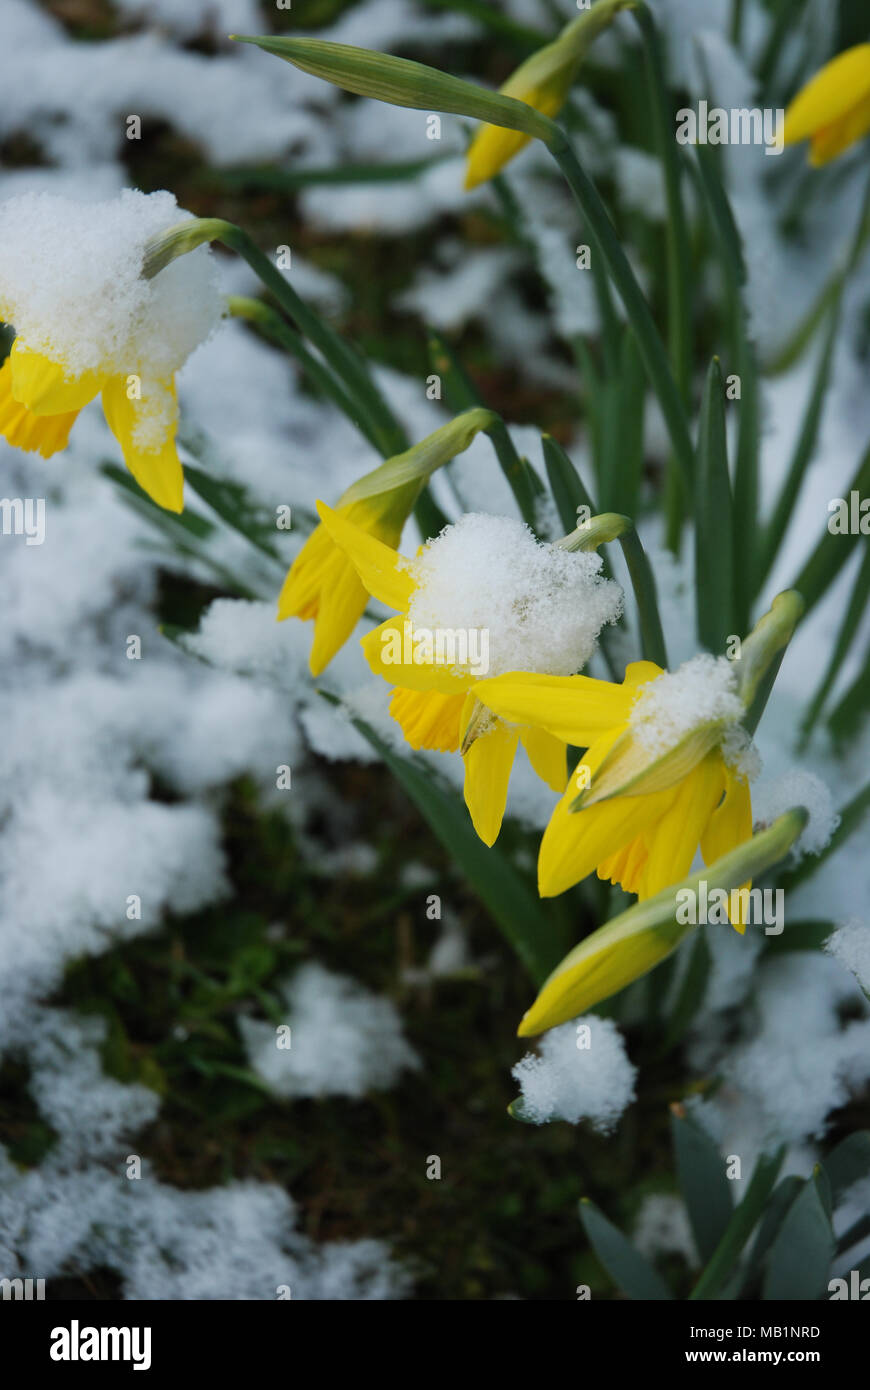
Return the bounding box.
[809,88,870,165]
[10,341,104,415]
[701,764,754,933]
[316,500,416,611]
[0,357,79,457]
[463,718,519,847]
[539,727,677,897]
[783,43,870,144]
[389,686,467,752]
[519,725,568,792]
[101,374,184,514]
[361,615,475,695]
[638,751,725,898]
[472,670,636,746]
[308,551,370,677]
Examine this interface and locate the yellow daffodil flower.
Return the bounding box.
[0,340,184,511]
[465,0,634,189]
[314,503,622,846]
[784,43,870,165]
[279,409,495,676]
[0,190,222,513]
[472,656,757,921]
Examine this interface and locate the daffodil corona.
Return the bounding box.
[473,652,760,920]
[0,190,221,512]
[317,503,623,845]
[784,43,870,166]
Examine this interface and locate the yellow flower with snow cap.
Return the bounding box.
[0,190,221,512]
[278,409,495,676]
[472,593,804,922]
[784,44,870,165]
[317,502,624,846]
[465,0,634,189]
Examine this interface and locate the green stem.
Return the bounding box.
[227,296,383,452]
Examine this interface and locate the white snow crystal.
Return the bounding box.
[240,964,420,1100]
[753,770,840,860]
[825,920,870,994]
[405,513,623,679]
[629,654,747,758]
[512,1017,637,1129]
[0,190,220,385]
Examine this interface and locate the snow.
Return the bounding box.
[753,769,840,859]
[240,964,421,1100]
[629,653,747,758]
[405,512,624,678]
[826,920,870,995]
[0,190,221,392]
[512,1016,637,1129]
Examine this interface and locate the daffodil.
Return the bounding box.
[279,409,495,676]
[316,503,623,846]
[784,43,870,165]
[465,0,634,189]
[472,653,761,916]
[0,190,221,512]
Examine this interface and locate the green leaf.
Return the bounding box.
[800,544,870,742]
[541,432,596,533]
[330,696,568,983]
[762,1171,835,1301]
[690,1146,785,1301]
[656,930,710,1057]
[183,464,283,561]
[579,1199,673,1300]
[695,358,735,653]
[743,1175,803,1287]
[821,1132,870,1204]
[791,442,870,614]
[672,1109,733,1263]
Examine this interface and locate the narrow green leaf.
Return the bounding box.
[791,442,870,614]
[695,358,735,653]
[656,931,710,1057]
[542,432,596,533]
[762,1172,835,1301]
[672,1110,733,1263]
[800,544,870,742]
[579,1199,673,1300]
[183,464,283,561]
[821,1132,870,1204]
[743,1175,803,1290]
[690,1146,785,1301]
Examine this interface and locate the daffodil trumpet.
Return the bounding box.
[784,44,870,166]
[278,409,495,677]
[472,593,803,909]
[516,808,809,1035]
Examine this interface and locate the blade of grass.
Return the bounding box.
[799,543,870,744]
[689,1146,785,1301]
[695,358,735,652]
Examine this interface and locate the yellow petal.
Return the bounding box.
[639,752,725,898]
[784,44,870,144]
[0,357,78,457]
[539,728,677,897]
[101,375,184,514]
[472,670,635,745]
[463,718,519,846]
[389,686,467,752]
[308,551,370,677]
[809,88,870,165]
[519,725,568,792]
[701,765,754,933]
[465,78,568,189]
[10,341,103,415]
[361,615,475,695]
[316,500,415,611]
